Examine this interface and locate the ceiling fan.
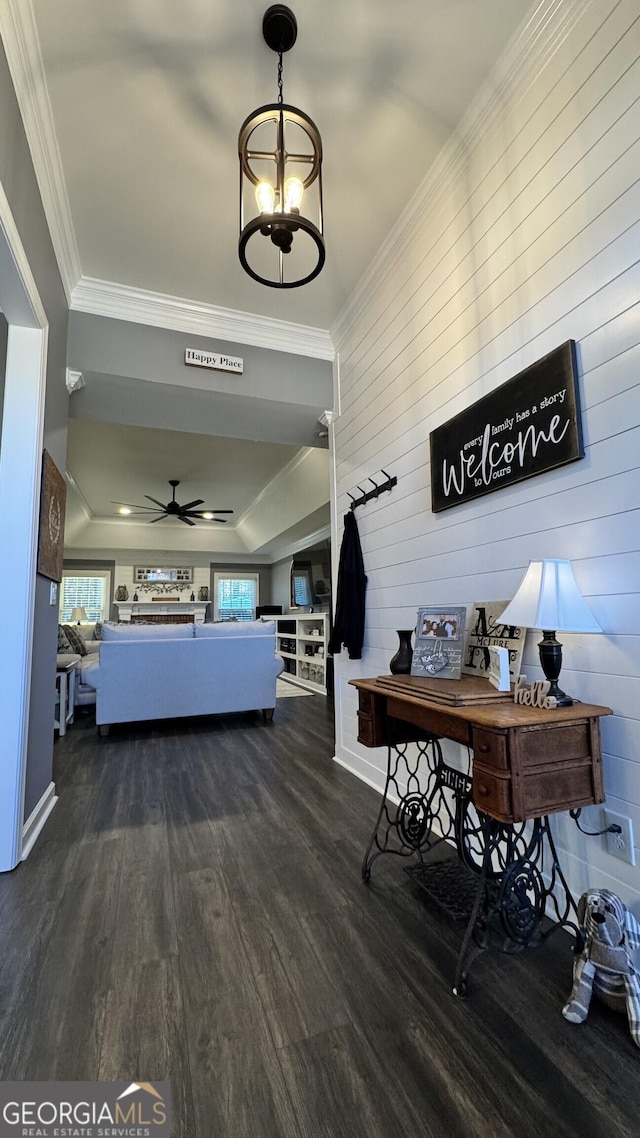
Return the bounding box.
[113,479,234,526]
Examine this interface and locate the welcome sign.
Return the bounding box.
[430,341,583,512]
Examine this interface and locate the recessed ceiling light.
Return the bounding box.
[202,512,214,520]
[119,507,131,515]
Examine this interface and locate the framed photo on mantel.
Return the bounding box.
[462,601,526,682]
[411,606,466,680]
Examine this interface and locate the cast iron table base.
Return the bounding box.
[361,735,578,996]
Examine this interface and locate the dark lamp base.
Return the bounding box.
[546,683,573,708]
[538,630,573,707]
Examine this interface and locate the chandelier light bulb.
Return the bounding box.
[284,176,304,213]
[255,180,276,214]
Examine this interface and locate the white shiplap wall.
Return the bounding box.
[330,0,640,907]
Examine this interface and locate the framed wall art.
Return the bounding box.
[37,450,66,582]
[134,567,194,583]
[430,341,583,512]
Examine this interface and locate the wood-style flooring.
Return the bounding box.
[1,695,639,1138]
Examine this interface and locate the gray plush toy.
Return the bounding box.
[563,889,640,1047]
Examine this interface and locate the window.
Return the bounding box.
[59,572,111,623]
[290,561,313,608]
[292,571,311,606]
[213,574,259,621]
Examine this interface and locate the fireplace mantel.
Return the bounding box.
[115,601,209,624]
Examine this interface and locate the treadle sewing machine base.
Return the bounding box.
[351,675,612,997]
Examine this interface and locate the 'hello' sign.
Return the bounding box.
[430,341,583,512]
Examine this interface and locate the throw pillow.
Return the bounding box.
[57,625,73,653]
[94,621,103,640]
[62,624,88,656]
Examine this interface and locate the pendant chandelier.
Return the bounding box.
[238,5,325,288]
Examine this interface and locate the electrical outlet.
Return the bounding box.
[604,809,636,866]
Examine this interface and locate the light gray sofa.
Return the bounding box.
[56,624,101,711]
[86,620,284,734]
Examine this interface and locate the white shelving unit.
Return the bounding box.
[276,614,328,695]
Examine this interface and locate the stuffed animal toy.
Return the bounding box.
[562,888,640,1047]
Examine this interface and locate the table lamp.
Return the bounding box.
[498,559,600,707]
[70,606,88,625]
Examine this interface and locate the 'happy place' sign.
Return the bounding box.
[429,341,583,512]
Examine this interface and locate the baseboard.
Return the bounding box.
[333,747,400,805]
[21,781,57,860]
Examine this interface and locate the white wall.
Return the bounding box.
[331,0,640,907]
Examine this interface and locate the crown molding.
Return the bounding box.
[0,0,81,301]
[318,410,336,428]
[264,522,331,564]
[65,369,84,394]
[71,276,335,360]
[283,523,332,558]
[331,0,589,350]
[234,447,317,529]
[0,0,334,357]
[64,468,92,522]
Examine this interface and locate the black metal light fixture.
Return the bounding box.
[238,5,325,288]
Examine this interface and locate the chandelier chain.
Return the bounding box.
[277,51,283,105]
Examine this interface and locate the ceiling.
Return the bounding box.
[30,0,534,330]
[10,1,536,556]
[67,420,302,519]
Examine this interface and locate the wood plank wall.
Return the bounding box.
[330,0,640,906]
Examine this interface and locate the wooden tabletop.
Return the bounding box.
[349,675,612,729]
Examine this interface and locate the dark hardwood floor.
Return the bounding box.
[1,694,639,1138]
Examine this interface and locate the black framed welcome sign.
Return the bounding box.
[430,341,583,512]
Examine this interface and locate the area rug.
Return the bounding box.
[276,678,314,698]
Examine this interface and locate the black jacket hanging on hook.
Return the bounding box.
[328,511,367,660]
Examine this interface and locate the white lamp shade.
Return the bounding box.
[70,606,88,622]
[498,560,601,633]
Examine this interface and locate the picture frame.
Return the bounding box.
[411,606,466,680]
[134,566,194,583]
[37,450,66,582]
[488,646,511,692]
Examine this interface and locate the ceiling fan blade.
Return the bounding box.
[145,495,168,508]
[150,514,167,523]
[185,508,234,515]
[178,515,196,526]
[179,499,204,512]
[183,513,231,522]
[112,501,161,511]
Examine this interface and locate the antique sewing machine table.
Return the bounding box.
[350,674,612,995]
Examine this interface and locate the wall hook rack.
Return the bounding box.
[348,469,397,511]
